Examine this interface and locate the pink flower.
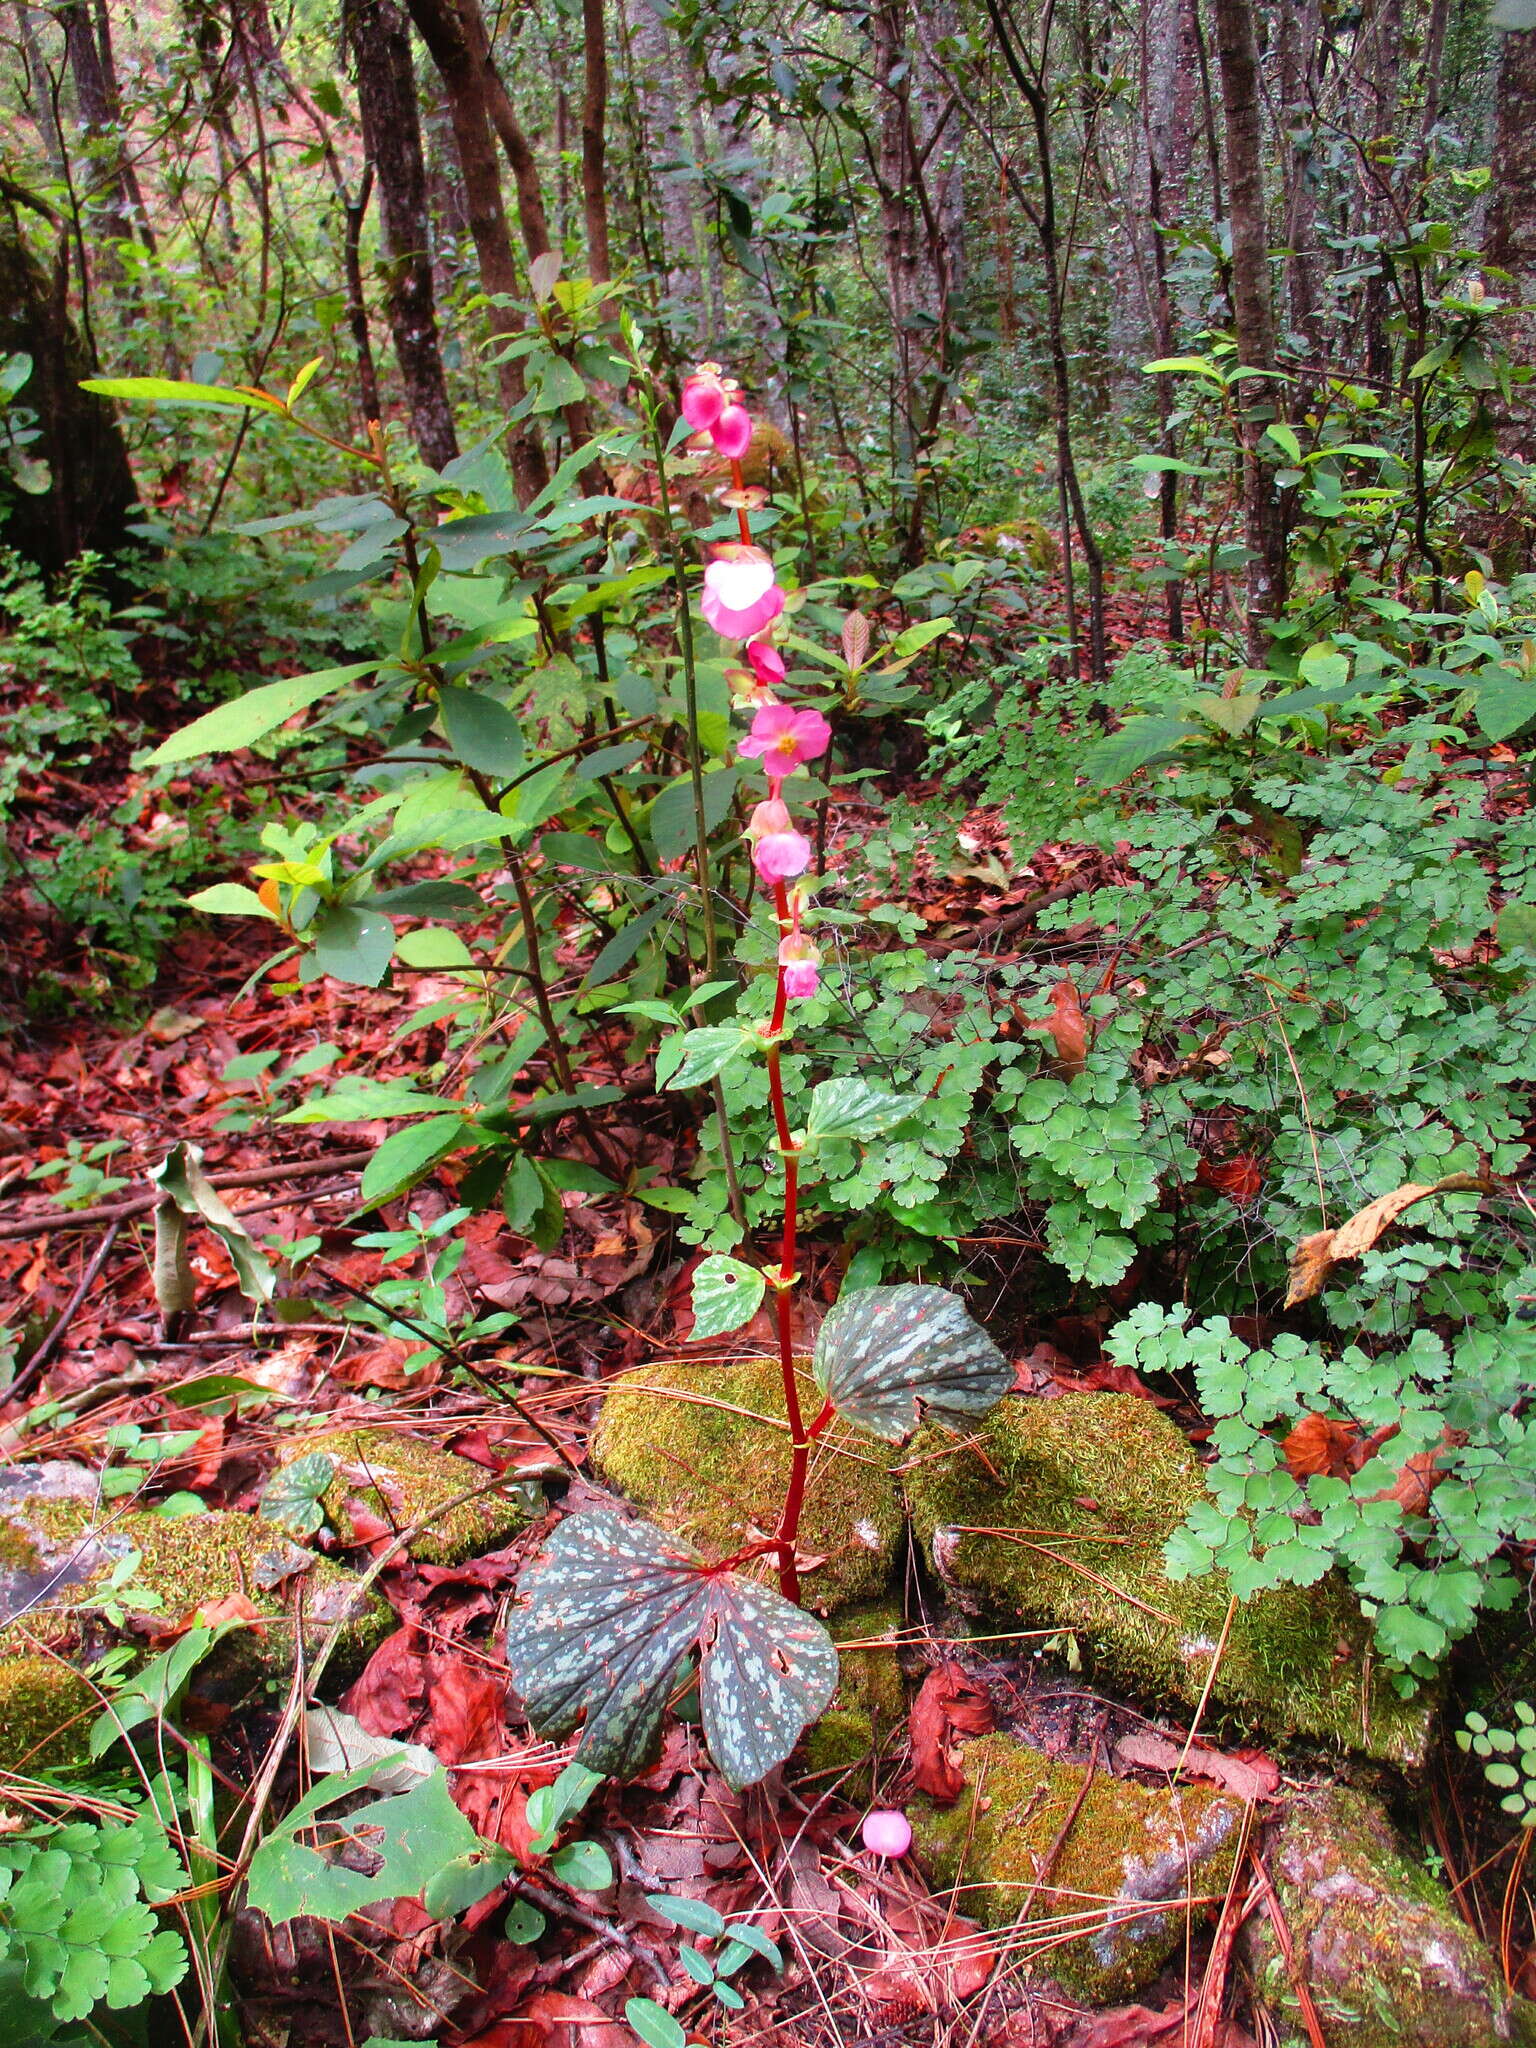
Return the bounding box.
[752,826,812,883]
[747,639,786,686]
[737,702,831,776]
[711,403,753,461]
[778,931,822,1000]
[861,1810,912,1859]
[747,796,794,842]
[701,546,784,641]
[681,366,726,432]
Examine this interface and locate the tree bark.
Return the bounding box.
[57,0,143,264]
[1485,25,1536,464]
[1211,0,1285,660]
[406,0,549,502]
[581,0,610,284]
[0,192,139,575]
[344,0,459,470]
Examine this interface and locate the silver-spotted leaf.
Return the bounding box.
[813,1283,1010,1442]
[505,1512,837,1789]
[689,1254,767,1341]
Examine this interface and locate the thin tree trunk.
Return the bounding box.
[345,0,459,470]
[407,0,549,502]
[343,164,382,428]
[580,0,611,284]
[1485,25,1536,464]
[1211,0,1285,659]
[57,0,137,267]
[14,6,66,173]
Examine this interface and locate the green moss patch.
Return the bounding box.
[1246,1787,1536,2046]
[592,1357,903,1613]
[801,1597,908,1796]
[0,1656,96,1774]
[278,1426,538,1566]
[911,1732,1241,2000]
[906,1393,1429,1764]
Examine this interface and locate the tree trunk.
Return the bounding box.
[581,0,610,284]
[1211,0,1285,660]
[57,0,139,266]
[14,5,66,174]
[406,0,549,502]
[345,0,459,470]
[0,193,139,575]
[1485,24,1536,464]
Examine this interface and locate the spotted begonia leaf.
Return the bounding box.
[505,1511,838,1789]
[813,1283,1011,1442]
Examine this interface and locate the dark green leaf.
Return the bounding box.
[648,764,740,863]
[1474,669,1536,742]
[548,1839,613,1890]
[259,1453,335,1538]
[371,881,485,919]
[146,662,378,766]
[439,687,525,777]
[359,1113,469,1208]
[1084,717,1201,786]
[311,906,395,988]
[644,1893,726,1940]
[657,1025,750,1090]
[505,1511,838,1788]
[813,1284,1010,1443]
[582,901,667,991]
[504,1898,547,1943]
[806,1078,922,1140]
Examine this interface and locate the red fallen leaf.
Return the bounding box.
[862,1921,997,2006]
[1072,2006,1187,2048]
[1196,1154,1265,1209]
[908,1662,994,1803]
[1112,1730,1280,1803]
[1021,978,1091,1077]
[426,1654,508,1765]
[342,1625,431,1737]
[1282,1412,1364,1482]
[505,1991,634,2048]
[1368,1426,1465,1514]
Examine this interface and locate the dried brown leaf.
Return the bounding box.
[1112,1730,1279,1803]
[1285,1172,1492,1305]
[908,1661,994,1803]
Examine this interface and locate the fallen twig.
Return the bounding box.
[0,1150,377,1240]
[6,1220,122,1400]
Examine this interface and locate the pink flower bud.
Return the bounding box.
[747,797,794,842]
[752,828,812,883]
[680,366,725,432]
[778,931,822,1000]
[748,639,786,686]
[861,1810,912,1858]
[711,403,753,461]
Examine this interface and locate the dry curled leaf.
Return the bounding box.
[1195,1154,1264,1209]
[1285,1172,1492,1305]
[1112,1730,1279,1803]
[1281,1412,1363,1481]
[908,1661,995,1803]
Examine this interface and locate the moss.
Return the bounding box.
[0,1655,96,1773]
[911,1732,1241,2001]
[27,1502,389,1681]
[800,1598,909,1797]
[593,1357,903,1613]
[278,1427,538,1567]
[906,1393,1430,1764]
[1246,1787,1536,2047]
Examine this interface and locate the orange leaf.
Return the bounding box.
[1196,1155,1264,1209]
[1285,1172,1492,1305]
[1281,1413,1363,1482]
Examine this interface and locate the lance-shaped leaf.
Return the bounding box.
[505,1512,838,1789]
[813,1283,1010,1442]
[150,1142,276,1305]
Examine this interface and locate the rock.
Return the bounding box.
[592,1356,903,1613]
[910,1731,1242,2000]
[801,1597,908,1796]
[0,1655,97,1772]
[906,1393,1430,1764]
[2,1474,390,1684]
[1247,1786,1536,2046]
[275,1427,539,1566]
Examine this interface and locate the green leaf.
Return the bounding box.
[806,1078,923,1140]
[420,1846,516,1918]
[689,1255,767,1341]
[359,1113,469,1208]
[658,1025,750,1090]
[1141,355,1225,382]
[258,1453,335,1538]
[887,617,954,660]
[395,927,476,969]
[311,905,395,988]
[718,1921,783,1971]
[1188,692,1263,738]
[644,1893,727,1940]
[504,1898,547,1943]
[1084,717,1200,786]
[439,686,525,777]
[678,1944,716,1985]
[371,880,485,919]
[1298,644,1352,694]
[1473,669,1536,742]
[548,1839,612,1890]
[81,374,283,411]
[813,1283,1011,1443]
[246,1767,489,1925]
[184,882,278,921]
[625,1999,688,2048]
[526,1761,604,1852]
[150,1140,277,1305]
[505,1511,838,1789]
[1263,422,1302,465]
[1496,902,1536,955]
[647,764,740,863]
[146,662,378,765]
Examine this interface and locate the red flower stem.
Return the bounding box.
[730,458,753,546]
[767,877,808,1603]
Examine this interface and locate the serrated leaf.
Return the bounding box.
[812,1283,1010,1443]
[246,1766,488,1924]
[1085,716,1201,786]
[505,1511,838,1789]
[806,1077,922,1140]
[146,662,378,765]
[689,1255,767,1340]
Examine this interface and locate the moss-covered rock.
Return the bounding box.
[0,1656,96,1773]
[277,1427,538,1566]
[906,1393,1430,1764]
[1246,1787,1536,2046]
[593,1357,903,1613]
[911,1731,1242,2000]
[801,1597,908,1796]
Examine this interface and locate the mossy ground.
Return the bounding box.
[277,1426,537,1566]
[906,1392,1429,1763]
[1246,1787,1536,2046]
[592,1356,903,1613]
[911,1732,1241,2001]
[0,1654,97,1773]
[801,1596,908,1797]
